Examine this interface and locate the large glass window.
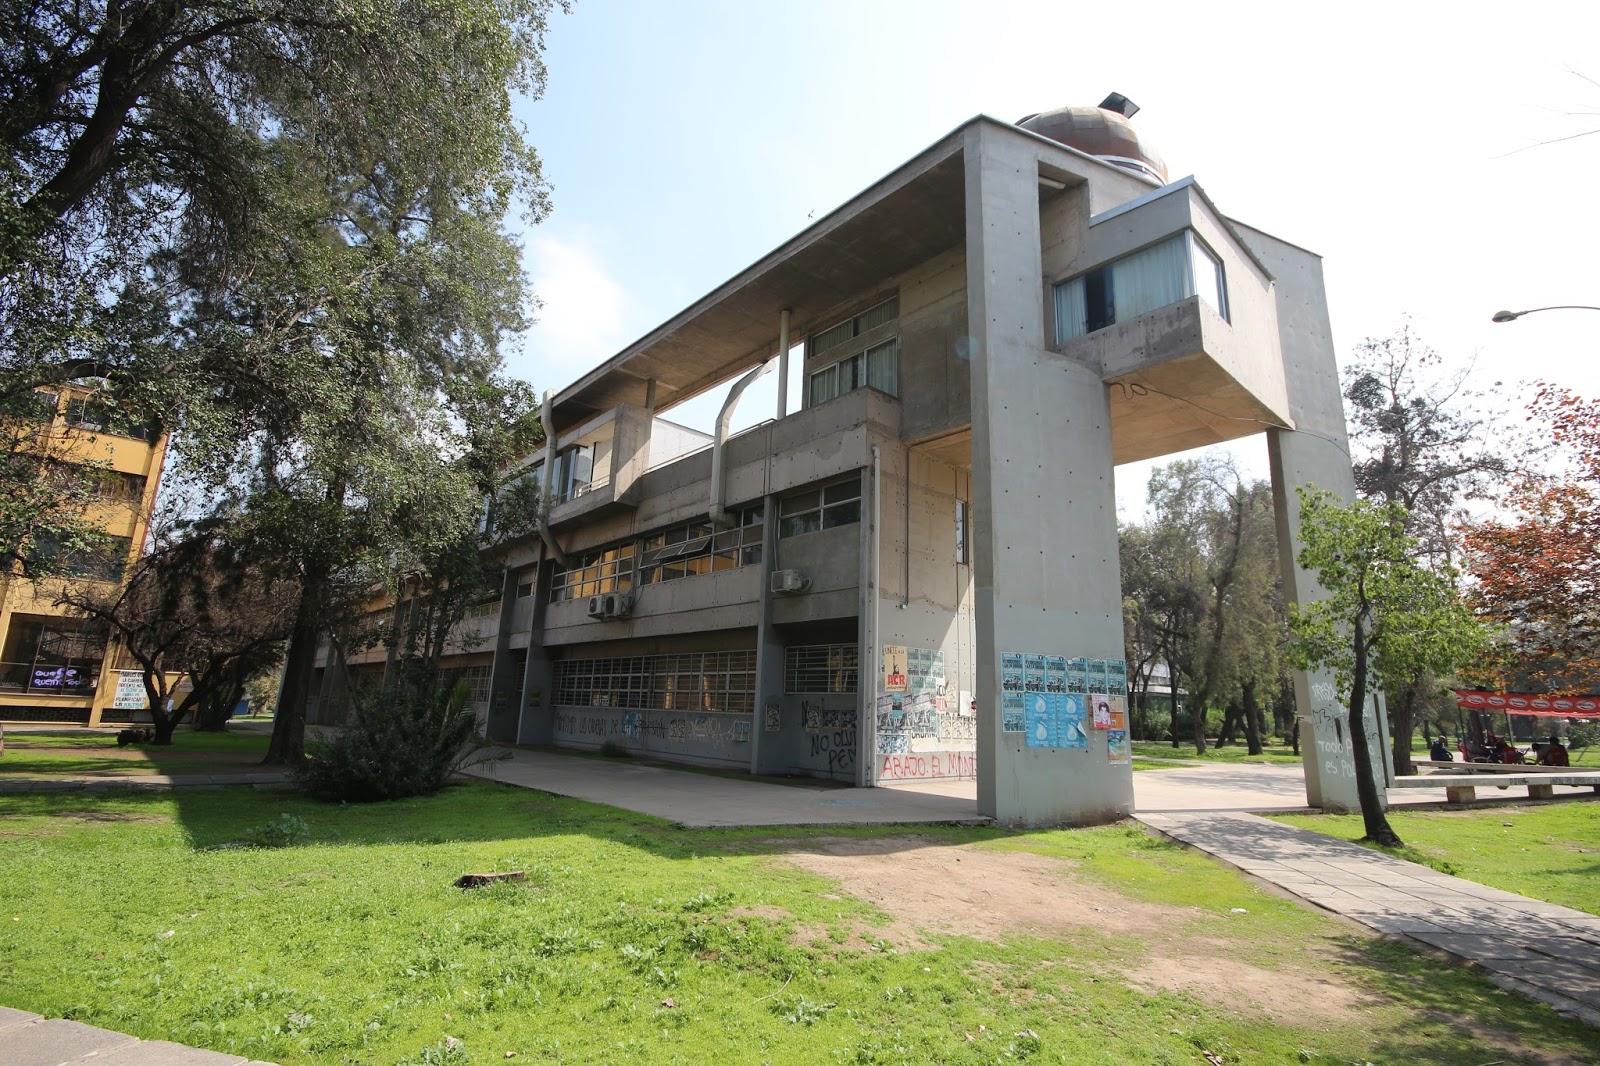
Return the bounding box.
[779,479,861,538]
[784,643,859,694]
[550,543,636,603]
[0,614,107,696]
[638,507,763,585]
[1053,231,1229,343]
[807,296,899,405]
[553,650,757,714]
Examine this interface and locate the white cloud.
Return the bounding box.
[514,233,631,391]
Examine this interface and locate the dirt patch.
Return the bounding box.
[780,836,1181,944]
[727,904,792,922]
[17,747,260,763]
[47,811,170,823]
[1124,955,1370,1024]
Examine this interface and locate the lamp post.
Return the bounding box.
[1491,305,1600,323]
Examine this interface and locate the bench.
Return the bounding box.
[1411,759,1582,774]
[1389,771,1600,804]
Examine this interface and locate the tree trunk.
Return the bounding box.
[265,574,322,765]
[1243,677,1264,755]
[1167,654,1181,748]
[1291,718,1299,755]
[1390,679,1419,777]
[1218,701,1242,746]
[1349,614,1401,846]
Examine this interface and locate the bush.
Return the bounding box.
[1568,722,1598,752]
[244,813,312,847]
[297,676,480,802]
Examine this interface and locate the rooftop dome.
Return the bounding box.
[1016,93,1167,184]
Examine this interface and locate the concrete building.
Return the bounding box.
[320,96,1388,825]
[0,384,168,726]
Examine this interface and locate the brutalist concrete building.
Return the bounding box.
[369,97,1383,826]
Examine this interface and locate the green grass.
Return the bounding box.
[1270,803,1600,916]
[0,730,272,777]
[3,783,1597,1064]
[1129,741,1304,766]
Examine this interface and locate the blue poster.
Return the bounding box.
[1047,655,1067,693]
[1002,692,1025,732]
[1024,692,1058,748]
[1059,693,1089,749]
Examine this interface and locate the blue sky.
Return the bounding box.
[507,0,1600,516]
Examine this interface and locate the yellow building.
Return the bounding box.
[0,384,167,726]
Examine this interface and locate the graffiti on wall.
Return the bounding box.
[553,708,752,753]
[878,749,977,780]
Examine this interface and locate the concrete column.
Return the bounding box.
[750,493,784,774]
[964,124,1131,826]
[1243,225,1389,812]
[516,552,557,746]
[484,567,519,742]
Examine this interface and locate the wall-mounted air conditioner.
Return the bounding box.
[602,591,633,618]
[586,595,606,618]
[770,569,810,594]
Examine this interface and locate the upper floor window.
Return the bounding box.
[779,478,861,538]
[1053,232,1228,344]
[62,395,159,442]
[808,296,899,405]
[638,507,763,585]
[551,543,636,604]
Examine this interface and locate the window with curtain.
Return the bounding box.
[807,297,900,404]
[1053,231,1229,343]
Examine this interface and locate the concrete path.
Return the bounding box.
[0,772,289,793]
[1139,810,1600,1026]
[0,1007,276,1065]
[466,748,988,827]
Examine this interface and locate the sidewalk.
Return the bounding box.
[0,1007,277,1065]
[1139,810,1600,1026]
[466,747,988,827]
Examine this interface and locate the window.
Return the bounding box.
[550,542,636,604]
[90,471,146,503]
[514,569,535,598]
[29,533,130,583]
[807,296,899,405]
[62,396,158,442]
[785,643,859,694]
[553,650,757,714]
[1053,231,1229,343]
[0,614,107,696]
[638,506,763,585]
[955,498,969,565]
[779,479,861,538]
[441,663,494,705]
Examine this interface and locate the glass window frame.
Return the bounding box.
[1052,229,1230,344]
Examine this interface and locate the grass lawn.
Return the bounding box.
[1271,803,1600,917]
[0,730,272,777]
[1129,741,1303,766]
[4,783,1598,1064]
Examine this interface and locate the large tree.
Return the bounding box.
[1289,488,1488,846]
[1342,325,1510,773]
[1465,385,1600,691]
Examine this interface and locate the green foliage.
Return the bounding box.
[1288,488,1489,701]
[243,814,314,849]
[296,678,480,802]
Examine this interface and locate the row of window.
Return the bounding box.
[784,643,859,694]
[553,650,758,714]
[549,485,858,604]
[807,297,899,406]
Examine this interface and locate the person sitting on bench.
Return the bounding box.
[1538,735,1570,767]
[1430,735,1452,761]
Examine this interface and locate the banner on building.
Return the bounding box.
[112,670,147,710]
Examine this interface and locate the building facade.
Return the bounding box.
[0,384,167,725]
[316,99,1388,825]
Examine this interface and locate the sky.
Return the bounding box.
[505,0,1600,519]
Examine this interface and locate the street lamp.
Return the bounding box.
[1491,305,1600,323]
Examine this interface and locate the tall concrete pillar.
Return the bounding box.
[964,124,1132,826]
[1243,226,1390,811]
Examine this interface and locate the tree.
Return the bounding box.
[1465,385,1600,691]
[0,388,116,581]
[1288,488,1489,846]
[1342,325,1511,773]
[51,518,295,744]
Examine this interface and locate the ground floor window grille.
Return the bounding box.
[553,649,758,713]
[784,643,859,693]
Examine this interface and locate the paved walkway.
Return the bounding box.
[1139,810,1600,1026]
[0,1007,276,1065]
[466,748,988,827]
[0,772,289,793]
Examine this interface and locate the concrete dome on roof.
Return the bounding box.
[1016,102,1167,184]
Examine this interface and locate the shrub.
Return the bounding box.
[244,813,312,848]
[297,676,481,802]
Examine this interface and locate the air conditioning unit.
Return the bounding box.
[770,569,810,594]
[602,591,633,618]
[586,594,605,618]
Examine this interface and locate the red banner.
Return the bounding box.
[1452,689,1600,718]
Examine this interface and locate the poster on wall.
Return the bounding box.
[1107,729,1131,763]
[112,670,146,710]
[1047,655,1067,693]
[1002,692,1025,732]
[1023,654,1049,693]
[1060,693,1089,748]
[1108,659,1128,697]
[1068,657,1088,694]
[1089,694,1128,731]
[1023,692,1055,748]
[1001,653,1024,694]
[883,645,909,693]
[959,690,975,717]
[764,699,781,732]
[1088,659,1110,695]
